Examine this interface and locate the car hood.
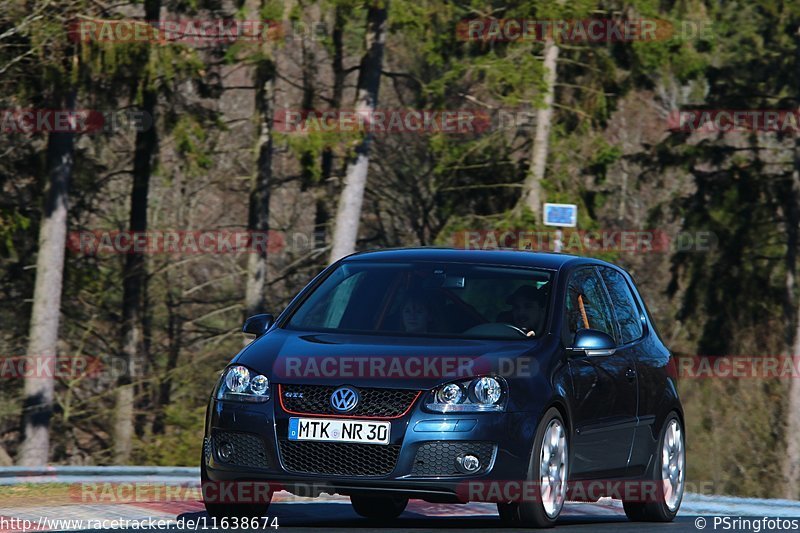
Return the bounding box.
[233,327,545,390]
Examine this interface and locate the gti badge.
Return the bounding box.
[330,386,359,413]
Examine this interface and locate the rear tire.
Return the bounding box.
[350,494,408,520]
[623,412,684,522]
[497,407,568,528]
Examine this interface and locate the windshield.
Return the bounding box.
[285,261,553,339]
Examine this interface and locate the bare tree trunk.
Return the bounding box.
[521,39,559,220]
[242,0,284,320]
[243,0,280,320]
[783,36,800,497]
[298,8,318,190]
[786,334,800,499]
[784,153,800,499]
[0,443,12,466]
[114,0,160,463]
[152,288,181,434]
[328,0,388,263]
[786,289,800,498]
[20,91,75,466]
[245,61,275,318]
[316,4,348,252]
[321,4,346,183]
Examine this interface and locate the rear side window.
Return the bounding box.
[564,268,616,344]
[599,267,644,344]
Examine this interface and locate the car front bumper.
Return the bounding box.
[203,390,537,503]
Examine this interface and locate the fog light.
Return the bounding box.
[217,442,233,462]
[456,454,481,473]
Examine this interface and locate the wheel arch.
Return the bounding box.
[524,397,573,476]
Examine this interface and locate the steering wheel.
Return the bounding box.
[461,323,530,338]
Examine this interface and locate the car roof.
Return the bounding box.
[342,247,613,271]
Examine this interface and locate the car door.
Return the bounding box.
[600,268,672,477]
[565,267,638,478]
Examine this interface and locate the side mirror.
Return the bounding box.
[568,328,616,357]
[242,314,274,337]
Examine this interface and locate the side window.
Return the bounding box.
[292,270,367,328]
[564,268,617,344]
[599,267,644,344]
[322,272,365,327]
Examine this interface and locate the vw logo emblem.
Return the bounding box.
[330,386,359,413]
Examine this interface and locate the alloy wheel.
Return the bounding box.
[539,419,568,518]
[661,419,685,512]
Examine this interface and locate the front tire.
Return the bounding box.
[623,412,685,522]
[497,407,569,528]
[350,494,408,520]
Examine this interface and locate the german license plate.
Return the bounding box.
[288,417,390,445]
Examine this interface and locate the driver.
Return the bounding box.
[401,292,432,334]
[502,285,546,335]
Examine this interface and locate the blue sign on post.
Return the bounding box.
[542,203,577,253]
[543,203,578,227]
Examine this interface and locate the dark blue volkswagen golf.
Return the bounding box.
[202,248,684,528]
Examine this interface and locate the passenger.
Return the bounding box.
[504,285,546,335]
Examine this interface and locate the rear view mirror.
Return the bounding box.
[568,329,616,357]
[243,314,274,337]
[442,276,465,289]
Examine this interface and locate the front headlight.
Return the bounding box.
[217,365,270,402]
[426,376,507,412]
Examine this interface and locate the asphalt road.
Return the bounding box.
[175,503,704,532]
[66,505,776,533]
[2,469,799,532]
[17,498,800,533]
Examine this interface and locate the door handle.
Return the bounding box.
[625,368,636,381]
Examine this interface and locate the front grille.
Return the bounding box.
[411,441,495,477]
[212,430,269,468]
[279,440,401,476]
[279,384,419,418]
